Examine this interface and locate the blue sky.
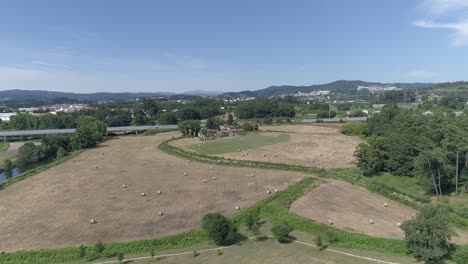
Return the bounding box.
[0,0,467,93]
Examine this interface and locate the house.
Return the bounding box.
[219,125,238,137]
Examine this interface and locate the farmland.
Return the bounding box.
[174,124,363,169]
[0,132,306,252]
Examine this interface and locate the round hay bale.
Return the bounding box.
[274,189,279,192]
[241,154,245,157]
[187,160,191,163]
[331,153,334,156]
[251,173,255,177]
[281,147,284,150]
[237,149,241,152]
[384,203,389,207]
[157,190,162,194]
[122,184,127,188]
[311,159,315,163]
[327,220,333,225]
[90,219,96,224]
[212,177,217,180]
[159,211,164,216]
[368,219,374,224]
[141,192,146,196]
[245,152,248,156]
[209,166,214,170]
[235,206,240,210]
[273,154,277,157]
[101,152,105,155]
[397,222,401,227]
[262,154,266,157]
[320,153,323,156]
[203,179,207,183]
[267,190,271,194]
[184,172,188,176]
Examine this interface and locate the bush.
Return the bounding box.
[271,223,292,243]
[56,147,68,159]
[341,122,368,136]
[78,245,86,258]
[202,213,237,245]
[316,236,323,248]
[244,208,260,230]
[453,244,468,264]
[95,240,105,254]
[117,252,124,262]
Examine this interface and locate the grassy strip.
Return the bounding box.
[0,150,84,190]
[0,230,207,264]
[0,142,9,152]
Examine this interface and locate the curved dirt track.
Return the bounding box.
[0,132,305,252]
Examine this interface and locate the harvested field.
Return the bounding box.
[173,124,363,169]
[290,180,468,243]
[0,132,305,252]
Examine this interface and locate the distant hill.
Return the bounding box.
[0,89,178,104]
[220,80,435,97]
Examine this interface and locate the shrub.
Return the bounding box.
[150,249,155,257]
[117,252,124,262]
[244,208,260,230]
[341,122,367,136]
[78,245,86,258]
[95,240,105,254]
[271,223,292,243]
[56,147,68,159]
[316,236,323,248]
[453,244,468,264]
[202,213,237,245]
[3,159,13,179]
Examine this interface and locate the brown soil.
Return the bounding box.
[290,180,468,243]
[174,124,364,169]
[0,132,305,252]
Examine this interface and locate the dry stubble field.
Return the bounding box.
[173,124,363,169]
[0,132,306,252]
[290,180,468,244]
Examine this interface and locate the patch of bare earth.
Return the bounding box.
[0,132,305,252]
[290,180,468,244]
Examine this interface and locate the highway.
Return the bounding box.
[0,125,178,137]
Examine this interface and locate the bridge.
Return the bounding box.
[0,125,178,140]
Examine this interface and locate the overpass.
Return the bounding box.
[0,125,178,140]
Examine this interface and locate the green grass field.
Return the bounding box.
[368,173,427,196]
[189,133,290,155]
[0,142,9,152]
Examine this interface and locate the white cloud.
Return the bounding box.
[415,0,468,46]
[421,0,468,16]
[408,69,434,79]
[31,61,70,68]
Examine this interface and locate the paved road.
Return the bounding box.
[0,125,178,137]
[300,117,367,123]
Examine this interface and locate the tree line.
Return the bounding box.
[355,104,468,195]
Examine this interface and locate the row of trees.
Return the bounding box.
[15,116,106,171]
[355,104,468,195]
[233,99,295,119]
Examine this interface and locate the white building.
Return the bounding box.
[0,113,16,122]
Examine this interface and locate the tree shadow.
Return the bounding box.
[227,233,248,246]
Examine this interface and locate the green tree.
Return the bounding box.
[178,120,201,136]
[401,205,454,263]
[206,117,217,130]
[158,112,178,125]
[271,223,292,243]
[71,116,107,150]
[16,143,44,170]
[227,113,234,125]
[3,159,13,179]
[202,213,237,245]
[178,107,201,121]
